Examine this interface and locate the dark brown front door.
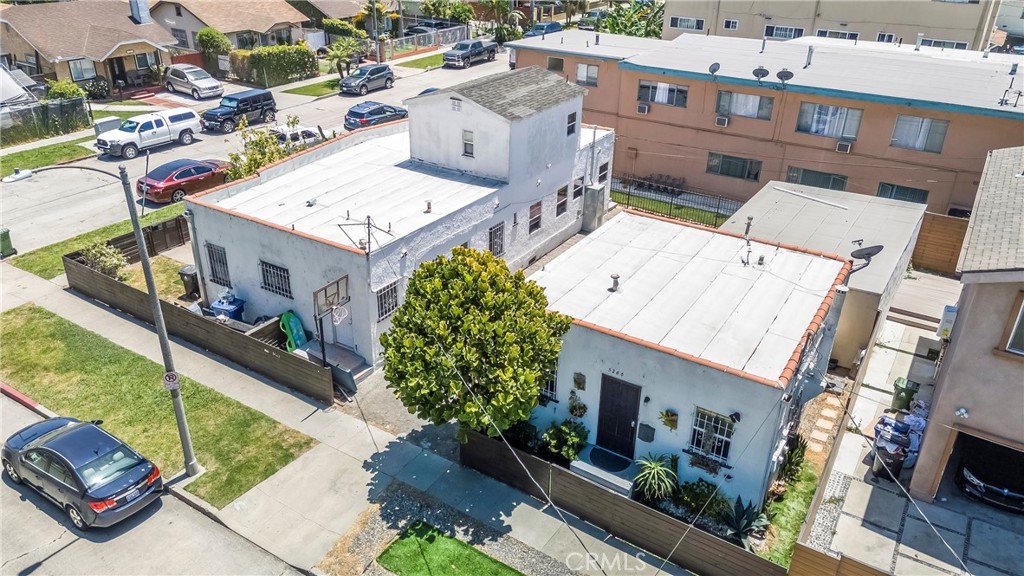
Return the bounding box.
[597,375,641,458]
[108,57,127,85]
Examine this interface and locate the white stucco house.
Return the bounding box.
[184,66,615,382]
[528,210,851,505]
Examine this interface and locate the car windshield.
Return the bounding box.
[586,11,603,18]
[531,24,548,32]
[349,68,369,78]
[75,444,143,490]
[454,42,472,50]
[218,97,238,108]
[118,120,140,133]
[186,69,211,81]
[147,162,187,180]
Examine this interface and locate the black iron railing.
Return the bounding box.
[611,173,741,228]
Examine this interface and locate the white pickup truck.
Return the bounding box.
[96,109,203,159]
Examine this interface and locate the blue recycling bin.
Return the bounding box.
[211,297,245,321]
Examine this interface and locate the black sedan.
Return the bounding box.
[2,417,163,530]
[344,101,408,130]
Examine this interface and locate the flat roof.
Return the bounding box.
[211,131,500,249]
[579,125,613,150]
[507,29,668,61]
[720,182,925,296]
[958,146,1024,274]
[530,211,848,386]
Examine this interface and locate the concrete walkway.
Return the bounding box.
[1,262,689,575]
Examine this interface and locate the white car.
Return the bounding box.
[96,109,202,159]
[164,64,224,100]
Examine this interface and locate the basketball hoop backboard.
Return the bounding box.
[314,276,350,319]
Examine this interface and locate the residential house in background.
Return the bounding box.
[506,31,1024,216]
[529,210,850,506]
[909,146,1024,504]
[184,67,614,378]
[287,0,395,27]
[994,0,1024,45]
[719,182,925,376]
[150,0,309,50]
[0,0,175,86]
[660,0,999,51]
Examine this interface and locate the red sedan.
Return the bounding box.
[135,159,229,203]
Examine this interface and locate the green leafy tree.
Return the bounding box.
[381,247,573,442]
[480,0,523,43]
[226,115,301,180]
[604,0,664,38]
[448,1,475,23]
[360,0,391,38]
[322,18,369,39]
[196,27,232,70]
[324,37,364,79]
[420,0,451,19]
[45,79,86,100]
[542,419,589,462]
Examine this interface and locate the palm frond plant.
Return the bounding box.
[633,453,677,503]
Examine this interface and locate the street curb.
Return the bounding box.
[1,382,58,418]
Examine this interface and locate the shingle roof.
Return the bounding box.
[306,0,396,19]
[153,0,307,34]
[958,146,1024,274]
[0,0,176,62]
[433,66,587,121]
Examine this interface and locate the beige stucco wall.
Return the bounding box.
[661,0,998,50]
[909,280,1024,501]
[0,24,55,76]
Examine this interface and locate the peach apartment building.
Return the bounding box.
[507,31,1024,215]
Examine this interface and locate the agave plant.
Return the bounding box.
[724,496,769,550]
[633,454,677,503]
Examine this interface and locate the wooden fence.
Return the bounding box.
[170,51,205,69]
[460,431,787,576]
[62,252,334,405]
[108,216,190,263]
[789,543,889,576]
[911,212,969,276]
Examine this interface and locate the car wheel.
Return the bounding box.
[3,460,22,484]
[178,130,194,145]
[166,82,175,93]
[66,504,88,531]
[488,51,496,61]
[222,120,236,133]
[262,110,276,123]
[359,84,369,96]
[385,78,394,89]
[191,89,200,100]
[463,59,471,69]
[171,189,186,203]
[121,144,139,159]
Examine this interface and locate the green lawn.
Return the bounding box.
[11,204,184,280]
[123,255,188,300]
[377,521,522,576]
[92,110,138,122]
[0,305,316,508]
[282,78,341,97]
[610,190,730,227]
[399,54,443,69]
[0,136,96,178]
[759,461,819,567]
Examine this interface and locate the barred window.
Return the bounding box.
[488,222,505,256]
[556,186,568,216]
[259,261,292,298]
[573,177,584,199]
[690,408,734,462]
[376,280,399,321]
[541,371,557,402]
[206,243,231,287]
[529,201,542,234]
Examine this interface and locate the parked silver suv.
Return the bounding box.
[164,64,223,100]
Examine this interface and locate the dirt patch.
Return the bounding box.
[797,377,853,472]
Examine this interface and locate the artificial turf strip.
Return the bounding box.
[376,521,523,576]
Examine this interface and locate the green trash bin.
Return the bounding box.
[0,227,16,259]
[891,377,920,410]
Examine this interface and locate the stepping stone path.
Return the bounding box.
[808,394,844,453]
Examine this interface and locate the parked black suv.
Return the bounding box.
[201,89,277,133]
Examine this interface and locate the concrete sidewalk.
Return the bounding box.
[1,104,166,156]
[1,263,689,575]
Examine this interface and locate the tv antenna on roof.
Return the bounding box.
[752,66,769,85]
[850,244,883,275]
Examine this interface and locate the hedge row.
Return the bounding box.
[229,45,318,87]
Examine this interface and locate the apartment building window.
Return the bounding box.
[556,186,568,216]
[764,25,804,39]
[638,79,688,107]
[669,16,704,30]
[877,32,895,43]
[787,166,848,191]
[68,59,97,81]
[920,38,969,49]
[573,177,584,199]
[529,201,542,233]
[576,63,598,86]
[259,261,292,298]
[488,222,505,256]
[816,29,859,40]
[171,28,189,48]
[547,57,564,72]
[567,112,577,136]
[891,115,949,153]
[723,19,739,30]
[690,408,734,462]
[462,130,474,157]
[707,152,762,181]
[878,183,929,204]
[598,162,609,183]
[717,91,773,120]
[796,102,862,139]
[376,280,399,321]
[1005,294,1024,355]
[206,243,231,287]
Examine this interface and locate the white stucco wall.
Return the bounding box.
[408,96,511,182]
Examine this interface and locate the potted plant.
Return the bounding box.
[659,409,678,430]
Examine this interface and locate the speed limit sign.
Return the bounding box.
[163,371,180,391]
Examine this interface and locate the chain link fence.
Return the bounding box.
[0,97,90,147]
[611,173,741,227]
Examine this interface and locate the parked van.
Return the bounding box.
[95,109,202,159]
[201,89,277,133]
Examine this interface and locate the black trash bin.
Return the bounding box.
[178,265,199,299]
[872,436,909,481]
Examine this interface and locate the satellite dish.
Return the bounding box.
[851,245,883,260]
[752,66,769,80]
[709,62,721,75]
[776,68,794,84]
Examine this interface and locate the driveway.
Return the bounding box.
[0,396,299,576]
[1,54,511,254]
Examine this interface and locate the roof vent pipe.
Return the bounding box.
[914,32,924,51]
[608,273,620,292]
[760,36,767,54]
[425,200,432,213]
[1011,63,1019,76]
[804,46,814,68]
[595,33,600,45]
[743,216,753,244]
[983,47,990,58]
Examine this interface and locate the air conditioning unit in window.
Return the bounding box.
[637,103,649,115]
[715,115,729,128]
[836,140,853,154]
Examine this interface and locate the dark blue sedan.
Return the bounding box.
[2,417,163,530]
[344,101,408,130]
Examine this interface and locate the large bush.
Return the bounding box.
[80,242,128,280]
[197,27,232,71]
[45,79,86,100]
[83,77,110,99]
[229,50,254,83]
[322,18,368,39]
[248,44,318,87]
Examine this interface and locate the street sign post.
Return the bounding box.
[163,371,180,391]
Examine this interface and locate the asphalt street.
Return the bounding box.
[1,54,512,254]
[0,396,300,575]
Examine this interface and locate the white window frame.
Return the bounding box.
[451,98,462,112]
[376,280,400,321]
[764,25,804,39]
[540,371,557,403]
[717,90,773,120]
[669,16,704,30]
[575,63,598,87]
[920,38,968,49]
[556,185,568,216]
[689,408,734,463]
[795,102,862,139]
[723,19,739,30]
[572,176,584,199]
[877,32,895,43]
[567,112,577,136]
[134,51,158,70]
[528,201,542,234]
[638,79,688,108]
[815,29,859,40]
[890,115,949,153]
[462,130,474,157]
[68,58,97,81]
